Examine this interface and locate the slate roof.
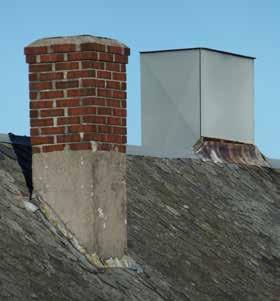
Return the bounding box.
[1,141,280,300]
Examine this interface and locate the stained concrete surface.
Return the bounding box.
[33,150,126,259]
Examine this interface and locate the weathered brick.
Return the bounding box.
[29,64,52,72]
[80,43,105,52]
[106,62,120,72]
[68,124,97,133]
[55,61,79,70]
[113,108,126,117]
[30,110,39,119]
[82,79,105,88]
[56,98,80,107]
[106,99,121,108]
[30,100,53,109]
[97,107,112,115]
[30,81,52,91]
[31,136,54,145]
[67,70,95,79]
[99,52,113,62]
[106,81,120,90]
[82,61,104,70]
[107,117,122,126]
[40,53,65,63]
[41,126,65,135]
[68,51,97,61]
[31,128,40,136]
[31,118,53,127]
[82,97,106,106]
[29,73,38,81]
[32,146,41,153]
[68,107,96,116]
[67,88,95,97]
[40,90,64,99]
[57,134,80,143]
[24,46,48,55]
[114,54,128,64]
[69,143,92,150]
[97,88,112,98]
[112,90,126,99]
[56,80,79,89]
[26,55,38,64]
[51,44,76,53]
[39,72,64,81]
[113,72,126,81]
[40,109,64,118]
[82,115,106,124]
[57,116,80,125]
[83,132,106,142]
[42,144,65,152]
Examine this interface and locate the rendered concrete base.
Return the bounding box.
[33,150,126,259]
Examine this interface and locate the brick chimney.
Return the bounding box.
[25,35,130,259]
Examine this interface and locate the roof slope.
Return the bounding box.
[1,142,280,300]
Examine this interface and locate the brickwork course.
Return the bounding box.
[25,35,130,154]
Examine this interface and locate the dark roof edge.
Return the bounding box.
[140,47,255,60]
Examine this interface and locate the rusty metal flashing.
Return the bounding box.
[193,137,270,167]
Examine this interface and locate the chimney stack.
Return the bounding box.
[25,35,130,259]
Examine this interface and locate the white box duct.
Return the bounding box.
[141,48,255,152]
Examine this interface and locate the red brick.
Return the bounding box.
[81,43,106,52]
[82,79,105,88]
[55,62,79,71]
[68,51,97,61]
[68,107,96,116]
[57,116,80,125]
[24,46,48,55]
[30,110,39,118]
[98,125,111,134]
[97,70,111,79]
[107,117,121,126]
[30,100,53,109]
[40,53,64,63]
[106,81,120,90]
[67,70,95,79]
[68,124,97,133]
[120,82,126,90]
[32,146,41,153]
[107,46,125,55]
[67,88,95,97]
[83,133,107,142]
[99,52,113,62]
[69,143,92,151]
[106,99,121,108]
[97,143,112,151]
[118,144,126,153]
[40,90,64,99]
[113,72,126,81]
[82,97,106,106]
[39,72,64,81]
[121,100,127,108]
[97,107,112,115]
[111,126,126,135]
[57,134,80,143]
[120,64,126,72]
[30,81,52,91]
[107,135,123,144]
[82,61,104,70]
[31,136,54,145]
[31,128,40,136]
[56,98,80,107]
[121,118,126,126]
[113,108,126,117]
[29,64,52,72]
[51,44,76,53]
[114,54,128,64]
[83,115,106,124]
[41,127,65,135]
[56,80,79,89]
[40,109,64,118]
[97,88,112,98]
[30,92,38,100]
[29,73,38,81]
[31,118,53,127]
[112,90,126,99]
[42,144,65,152]
[26,55,37,64]
[106,63,120,72]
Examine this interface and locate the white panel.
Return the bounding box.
[201,49,254,143]
[141,50,200,151]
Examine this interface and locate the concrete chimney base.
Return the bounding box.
[32,150,127,259]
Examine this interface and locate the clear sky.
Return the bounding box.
[1,0,279,158]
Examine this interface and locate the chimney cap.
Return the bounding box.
[140,47,255,60]
[27,34,128,48]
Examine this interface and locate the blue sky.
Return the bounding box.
[1,0,279,158]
